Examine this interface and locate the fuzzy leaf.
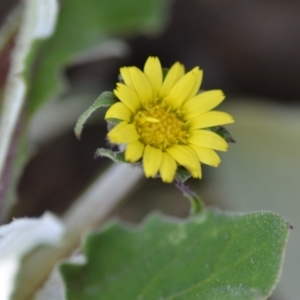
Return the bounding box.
[61,210,289,300]
[94,148,126,163]
[74,92,117,139]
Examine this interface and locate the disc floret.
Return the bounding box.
[134,102,188,150]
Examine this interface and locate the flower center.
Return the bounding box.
[133,103,189,149]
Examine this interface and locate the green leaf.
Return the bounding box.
[61,210,289,300]
[28,0,174,115]
[94,148,126,163]
[74,92,117,139]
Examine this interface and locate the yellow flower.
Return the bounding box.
[105,57,234,183]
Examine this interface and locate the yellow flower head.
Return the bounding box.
[105,57,234,183]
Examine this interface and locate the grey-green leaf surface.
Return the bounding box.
[74,92,117,139]
[61,210,289,300]
[209,100,300,298]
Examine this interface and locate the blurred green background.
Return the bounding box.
[1,1,299,299]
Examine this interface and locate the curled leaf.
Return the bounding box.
[74,92,118,139]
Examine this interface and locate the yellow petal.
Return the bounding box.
[188,111,234,130]
[129,67,154,105]
[107,121,139,144]
[166,145,201,178]
[189,144,221,167]
[125,140,145,162]
[159,152,177,183]
[143,145,162,177]
[185,69,203,101]
[164,67,201,109]
[114,83,141,113]
[188,130,228,151]
[183,90,225,119]
[144,56,163,95]
[120,67,134,89]
[159,62,185,99]
[105,102,133,122]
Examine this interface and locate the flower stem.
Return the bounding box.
[174,180,204,214]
